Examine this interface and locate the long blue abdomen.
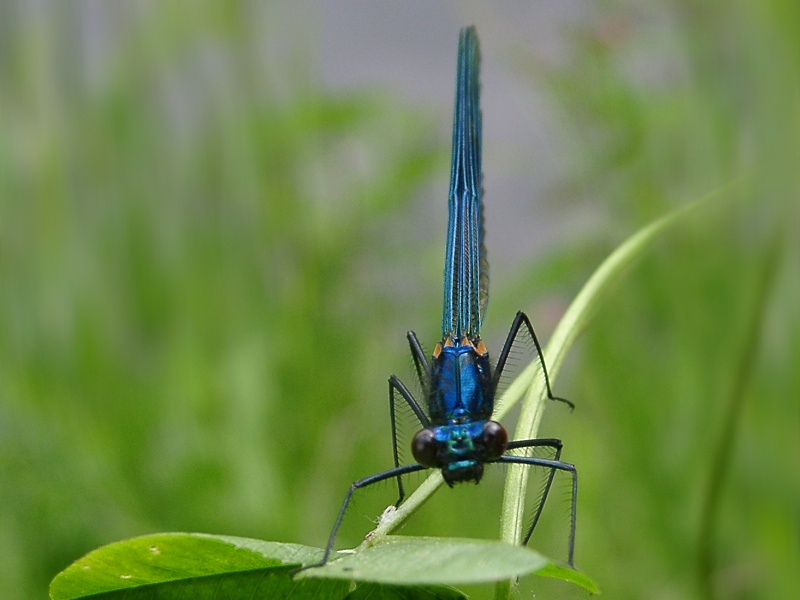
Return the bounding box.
[441,26,488,341]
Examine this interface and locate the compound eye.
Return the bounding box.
[411,429,439,468]
[481,421,508,460]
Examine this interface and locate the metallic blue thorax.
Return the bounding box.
[429,339,493,424]
[424,335,497,484]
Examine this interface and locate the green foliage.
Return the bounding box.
[49,533,594,598]
[521,3,800,598]
[2,2,799,599]
[1,5,440,597]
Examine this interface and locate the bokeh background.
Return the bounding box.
[1,2,797,598]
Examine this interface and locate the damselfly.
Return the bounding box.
[318,26,577,568]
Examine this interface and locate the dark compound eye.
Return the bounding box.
[480,421,508,460]
[411,429,439,468]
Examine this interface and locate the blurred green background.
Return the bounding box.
[1,2,797,599]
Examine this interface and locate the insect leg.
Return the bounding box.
[493,311,574,409]
[388,375,429,505]
[497,451,578,567]
[315,463,428,568]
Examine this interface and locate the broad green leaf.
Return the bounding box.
[299,536,596,592]
[49,533,348,600]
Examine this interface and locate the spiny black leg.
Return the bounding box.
[497,453,578,567]
[493,310,574,410]
[389,374,429,428]
[507,439,563,546]
[388,375,429,505]
[407,330,429,390]
[302,463,427,571]
[388,380,404,503]
[506,438,563,452]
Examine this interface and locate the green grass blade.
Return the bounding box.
[498,185,731,554]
